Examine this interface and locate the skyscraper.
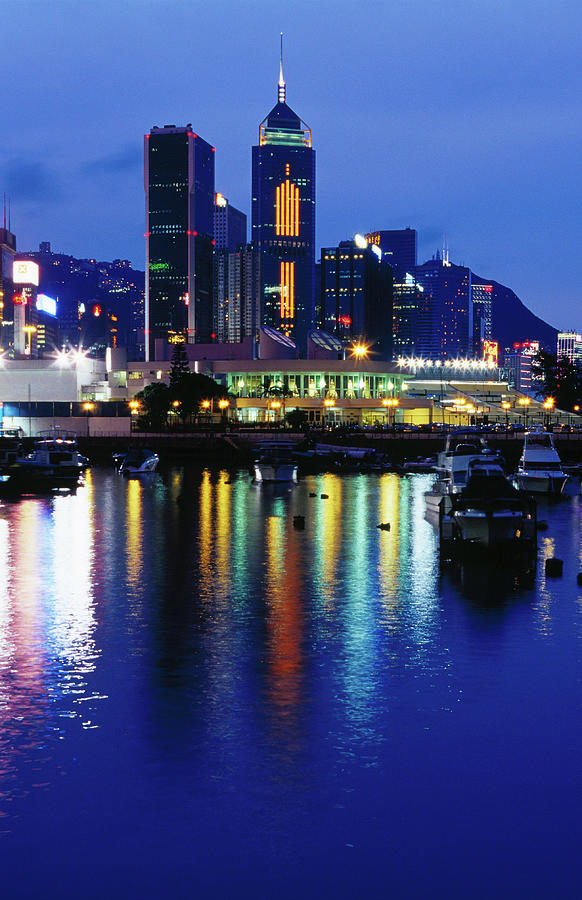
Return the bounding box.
[145,124,215,360]
[214,193,247,251]
[365,228,417,280]
[414,254,472,359]
[320,236,393,359]
[471,282,493,355]
[251,42,315,352]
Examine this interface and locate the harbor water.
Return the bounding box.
[1,467,581,897]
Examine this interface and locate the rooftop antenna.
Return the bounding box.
[8,196,11,232]
[2,194,5,230]
[278,32,286,103]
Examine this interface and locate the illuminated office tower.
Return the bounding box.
[320,236,393,359]
[0,218,16,352]
[414,253,472,359]
[365,228,417,280]
[392,272,431,357]
[471,282,493,355]
[557,331,582,365]
[214,193,247,251]
[215,244,261,345]
[251,42,315,352]
[145,124,215,359]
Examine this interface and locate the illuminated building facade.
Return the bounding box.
[392,272,431,357]
[0,225,16,353]
[504,350,532,393]
[215,245,261,345]
[365,228,417,280]
[251,50,315,351]
[320,237,393,359]
[471,282,493,355]
[145,124,215,359]
[214,193,247,251]
[557,331,582,365]
[414,255,472,359]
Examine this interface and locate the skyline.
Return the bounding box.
[1,0,581,331]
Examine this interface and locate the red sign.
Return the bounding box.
[338,315,352,327]
[12,293,27,305]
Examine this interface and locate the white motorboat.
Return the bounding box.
[117,448,159,476]
[2,429,84,491]
[425,432,503,515]
[253,442,298,483]
[514,428,568,496]
[444,457,536,551]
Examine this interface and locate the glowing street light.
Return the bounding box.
[350,342,370,360]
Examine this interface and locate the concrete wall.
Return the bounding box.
[1,416,131,438]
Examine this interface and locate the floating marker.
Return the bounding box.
[377,523,391,531]
[545,558,563,578]
[293,515,305,529]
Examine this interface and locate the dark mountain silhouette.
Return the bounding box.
[472,274,557,354]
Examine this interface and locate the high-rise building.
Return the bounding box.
[414,254,472,359]
[0,225,16,353]
[365,228,417,280]
[251,45,315,352]
[504,350,532,393]
[214,194,247,251]
[557,331,582,365]
[215,244,261,345]
[320,236,393,359]
[471,282,493,355]
[392,272,432,358]
[145,124,215,359]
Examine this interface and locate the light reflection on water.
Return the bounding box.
[1,468,582,896]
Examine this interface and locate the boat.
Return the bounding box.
[514,428,568,496]
[440,457,536,553]
[0,429,25,474]
[1,429,85,491]
[425,432,503,515]
[253,442,298,483]
[116,448,159,476]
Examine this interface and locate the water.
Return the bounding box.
[1,468,581,898]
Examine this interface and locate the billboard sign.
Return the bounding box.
[13,260,40,286]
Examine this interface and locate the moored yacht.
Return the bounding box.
[443,457,536,551]
[515,428,568,496]
[425,431,503,516]
[2,429,85,491]
[253,442,298,483]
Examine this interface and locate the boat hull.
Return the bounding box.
[253,463,298,483]
[515,473,567,495]
[452,509,527,547]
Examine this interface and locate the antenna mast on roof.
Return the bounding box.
[278,32,286,103]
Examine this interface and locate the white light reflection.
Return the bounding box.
[49,474,100,722]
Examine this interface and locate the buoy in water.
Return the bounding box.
[293,515,305,529]
[377,522,391,531]
[309,492,316,497]
[321,494,329,499]
[545,558,563,577]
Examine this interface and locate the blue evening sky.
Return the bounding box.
[1,0,580,328]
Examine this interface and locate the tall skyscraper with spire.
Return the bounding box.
[251,38,315,352]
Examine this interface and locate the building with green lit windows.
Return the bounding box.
[145,124,215,359]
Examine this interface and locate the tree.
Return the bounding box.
[171,372,230,424]
[533,350,582,411]
[169,341,190,389]
[135,382,171,431]
[286,408,308,430]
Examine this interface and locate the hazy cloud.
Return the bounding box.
[81,146,141,176]
[0,159,64,202]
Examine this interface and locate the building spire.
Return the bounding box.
[278,32,286,103]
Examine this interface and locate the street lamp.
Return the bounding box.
[382,397,398,427]
[83,401,95,437]
[350,342,370,360]
[23,324,37,357]
[518,397,531,429]
[543,397,555,428]
[501,401,511,429]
